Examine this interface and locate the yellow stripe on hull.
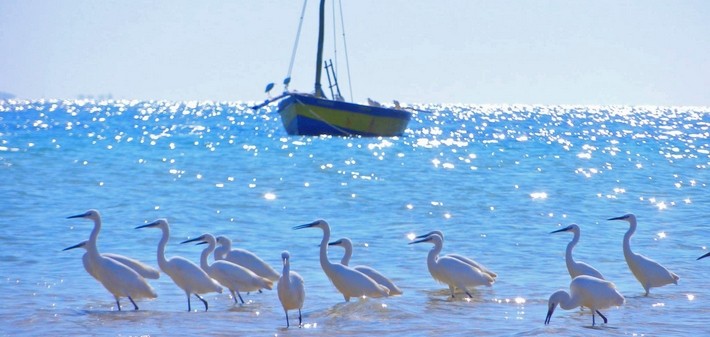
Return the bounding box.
[278,94,410,137]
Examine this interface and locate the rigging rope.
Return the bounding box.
[286,0,309,84]
[331,1,337,76]
[338,0,354,103]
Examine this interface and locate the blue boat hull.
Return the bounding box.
[277,94,411,137]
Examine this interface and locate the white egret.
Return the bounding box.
[409,233,494,298]
[214,235,280,282]
[293,220,389,301]
[136,219,222,311]
[609,213,679,295]
[415,230,497,279]
[64,240,157,310]
[182,233,273,304]
[550,224,605,280]
[68,209,160,279]
[328,237,403,295]
[277,251,305,328]
[545,275,624,326]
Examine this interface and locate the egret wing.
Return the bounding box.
[104,253,160,279]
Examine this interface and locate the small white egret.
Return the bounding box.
[415,230,497,279]
[68,209,160,279]
[545,275,624,326]
[64,240,157,310]
[550,224,605,280]
[609,214,679,296]
[409,233,494,298]
[277,251,305,328]
[328,238,403,295]
[214,235,280,282]
[182,233,273,304]
[293,220,389,301]
[136,219,222,311]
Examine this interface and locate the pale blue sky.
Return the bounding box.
[1,0,708,105]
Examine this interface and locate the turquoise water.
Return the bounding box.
[1,100,709,336]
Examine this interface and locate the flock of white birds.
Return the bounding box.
[64,209,689,328]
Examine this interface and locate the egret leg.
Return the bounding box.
[284,309,290,328]
[449,286,456,298]
[235,291,245,304]
[128,296,139,310]
[115,298,122,311]
[592,311,596,326]
[596,310,608,324]
[298,309,302,326]
[229,290,239,305]
[186,293,192,312]
[194,294,209,311]
[465,291,473,299]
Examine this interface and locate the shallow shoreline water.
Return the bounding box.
[1,100,709,336]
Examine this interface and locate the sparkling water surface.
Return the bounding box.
[1,100,709,336]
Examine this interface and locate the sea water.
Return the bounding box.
[1,100,709,336]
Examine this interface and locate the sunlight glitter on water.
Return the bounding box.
[530,192,548,199]
[3,100,710,336]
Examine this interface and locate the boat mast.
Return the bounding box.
[314,0,326,98]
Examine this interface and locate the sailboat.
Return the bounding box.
[255,0,411,137]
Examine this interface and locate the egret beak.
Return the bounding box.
[328,239,343,246]
[135,221,159,229]
[67,212,89,219]
[550,226,571,234]
[697,252,710,261]
[414,231,436,239]
[608,215,626,221]
[293,221,319,230]
[544,303,557,325]
[408,237,431,245]
[180,236,205,245]
[63,241,86,251]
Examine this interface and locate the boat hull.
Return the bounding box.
[277,94,410,137]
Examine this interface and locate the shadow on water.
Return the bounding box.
[314,299,391,319]
[515,322,623,337]
[226,301,264,314]
[421,287,490,303]
[583,325,620,330]
[74,308,153,317]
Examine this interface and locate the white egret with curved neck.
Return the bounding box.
[328,237,403,295]
[64,240,157,311]
[415,230,497,279]
[68,209,160,279]
[135,219,222,311]
[182,233,273,304]
[409,233,494,298]
[293,220,389,301]
[550,224,605,280]
[608,213,679,295]
[545,275,624,326]
[277,251,305,328]
[214,235,280,282]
